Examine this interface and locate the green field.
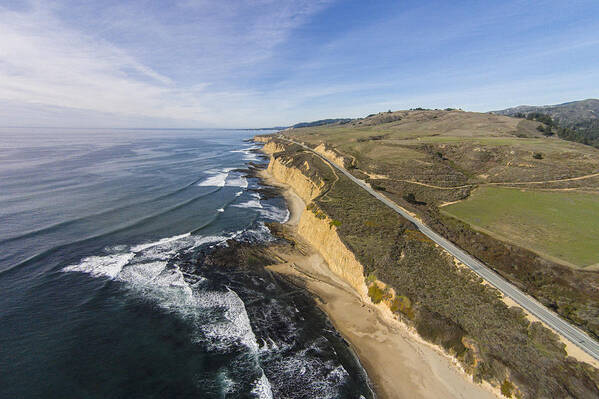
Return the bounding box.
[441,187,599,268]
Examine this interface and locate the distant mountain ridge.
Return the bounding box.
[493,99,599,148]
[290,118,352,129]
[493,99,599,126]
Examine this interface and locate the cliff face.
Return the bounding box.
[298,208,368,297]
[314,143,355,169]
[262,144,367,296]
[265,152,323,202]
[253,135,274,143]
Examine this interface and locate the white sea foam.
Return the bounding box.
[131,233,191,252]
[231,147,261,162]
[62,231,266,355]
[64,224,275,396]
[198,171,229,187]
[233,199,262,209]
[251,372,274,399]
[199,169,248,188]
[230,146,259,153]
[63,252,135,278]
[200,288,260,351]
[219,371,236,395]
[282,209,290,223]
[226,175,248,188]
[258,204,289,222]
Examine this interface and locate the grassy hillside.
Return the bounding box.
[494,99,599,148]
[494,99,599,126]
[442,187,599,268]
[274,108,599,339]
[287,109,599,187]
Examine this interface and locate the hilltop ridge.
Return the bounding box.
[493,99,599,126]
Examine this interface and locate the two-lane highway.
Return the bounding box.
[280,136,599,362]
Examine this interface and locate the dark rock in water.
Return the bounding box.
[249,161,268,169]
[202,240,280,269]
[249,185,281,200]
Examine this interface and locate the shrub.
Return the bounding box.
[368,284,384,303]
[366,272,377,284]
[403,193,427,205]
[501,379,514,397]
[391,295,414,319]
[404,193,417,203]
[329,219,342,228]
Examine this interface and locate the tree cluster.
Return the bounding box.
[514,112,599,148]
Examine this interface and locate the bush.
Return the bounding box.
[366,272,377,284]
[501,379,515,397]
[404,193,417,203]
[391,295,414,319]
[403,193,427,205]
[368,284,391,304]
[368,284,385,303]
[329,219,342,228]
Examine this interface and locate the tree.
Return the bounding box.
[404,193,417,203]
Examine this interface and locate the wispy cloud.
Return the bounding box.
[0,0,598,128]
[0,0,334,127]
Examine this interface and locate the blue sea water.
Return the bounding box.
[0,128,372,398]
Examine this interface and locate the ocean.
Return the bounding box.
[0,128,373,398]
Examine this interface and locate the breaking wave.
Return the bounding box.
[234,193,290,223]
[230,146,262,162]
[63,231,273,396]
[198,168,248,188]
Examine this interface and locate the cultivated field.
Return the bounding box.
[441,187,599,268]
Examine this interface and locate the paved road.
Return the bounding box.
[281,137,599,362]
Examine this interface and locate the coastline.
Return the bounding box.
[258,168,500,399]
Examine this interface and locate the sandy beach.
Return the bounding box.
[259,169,499,399]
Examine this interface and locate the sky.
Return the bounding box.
[0,0,598,128]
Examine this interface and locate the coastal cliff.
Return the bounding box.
[314,143,356,169]
[259,136,599,399]
[263,141,367,296]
